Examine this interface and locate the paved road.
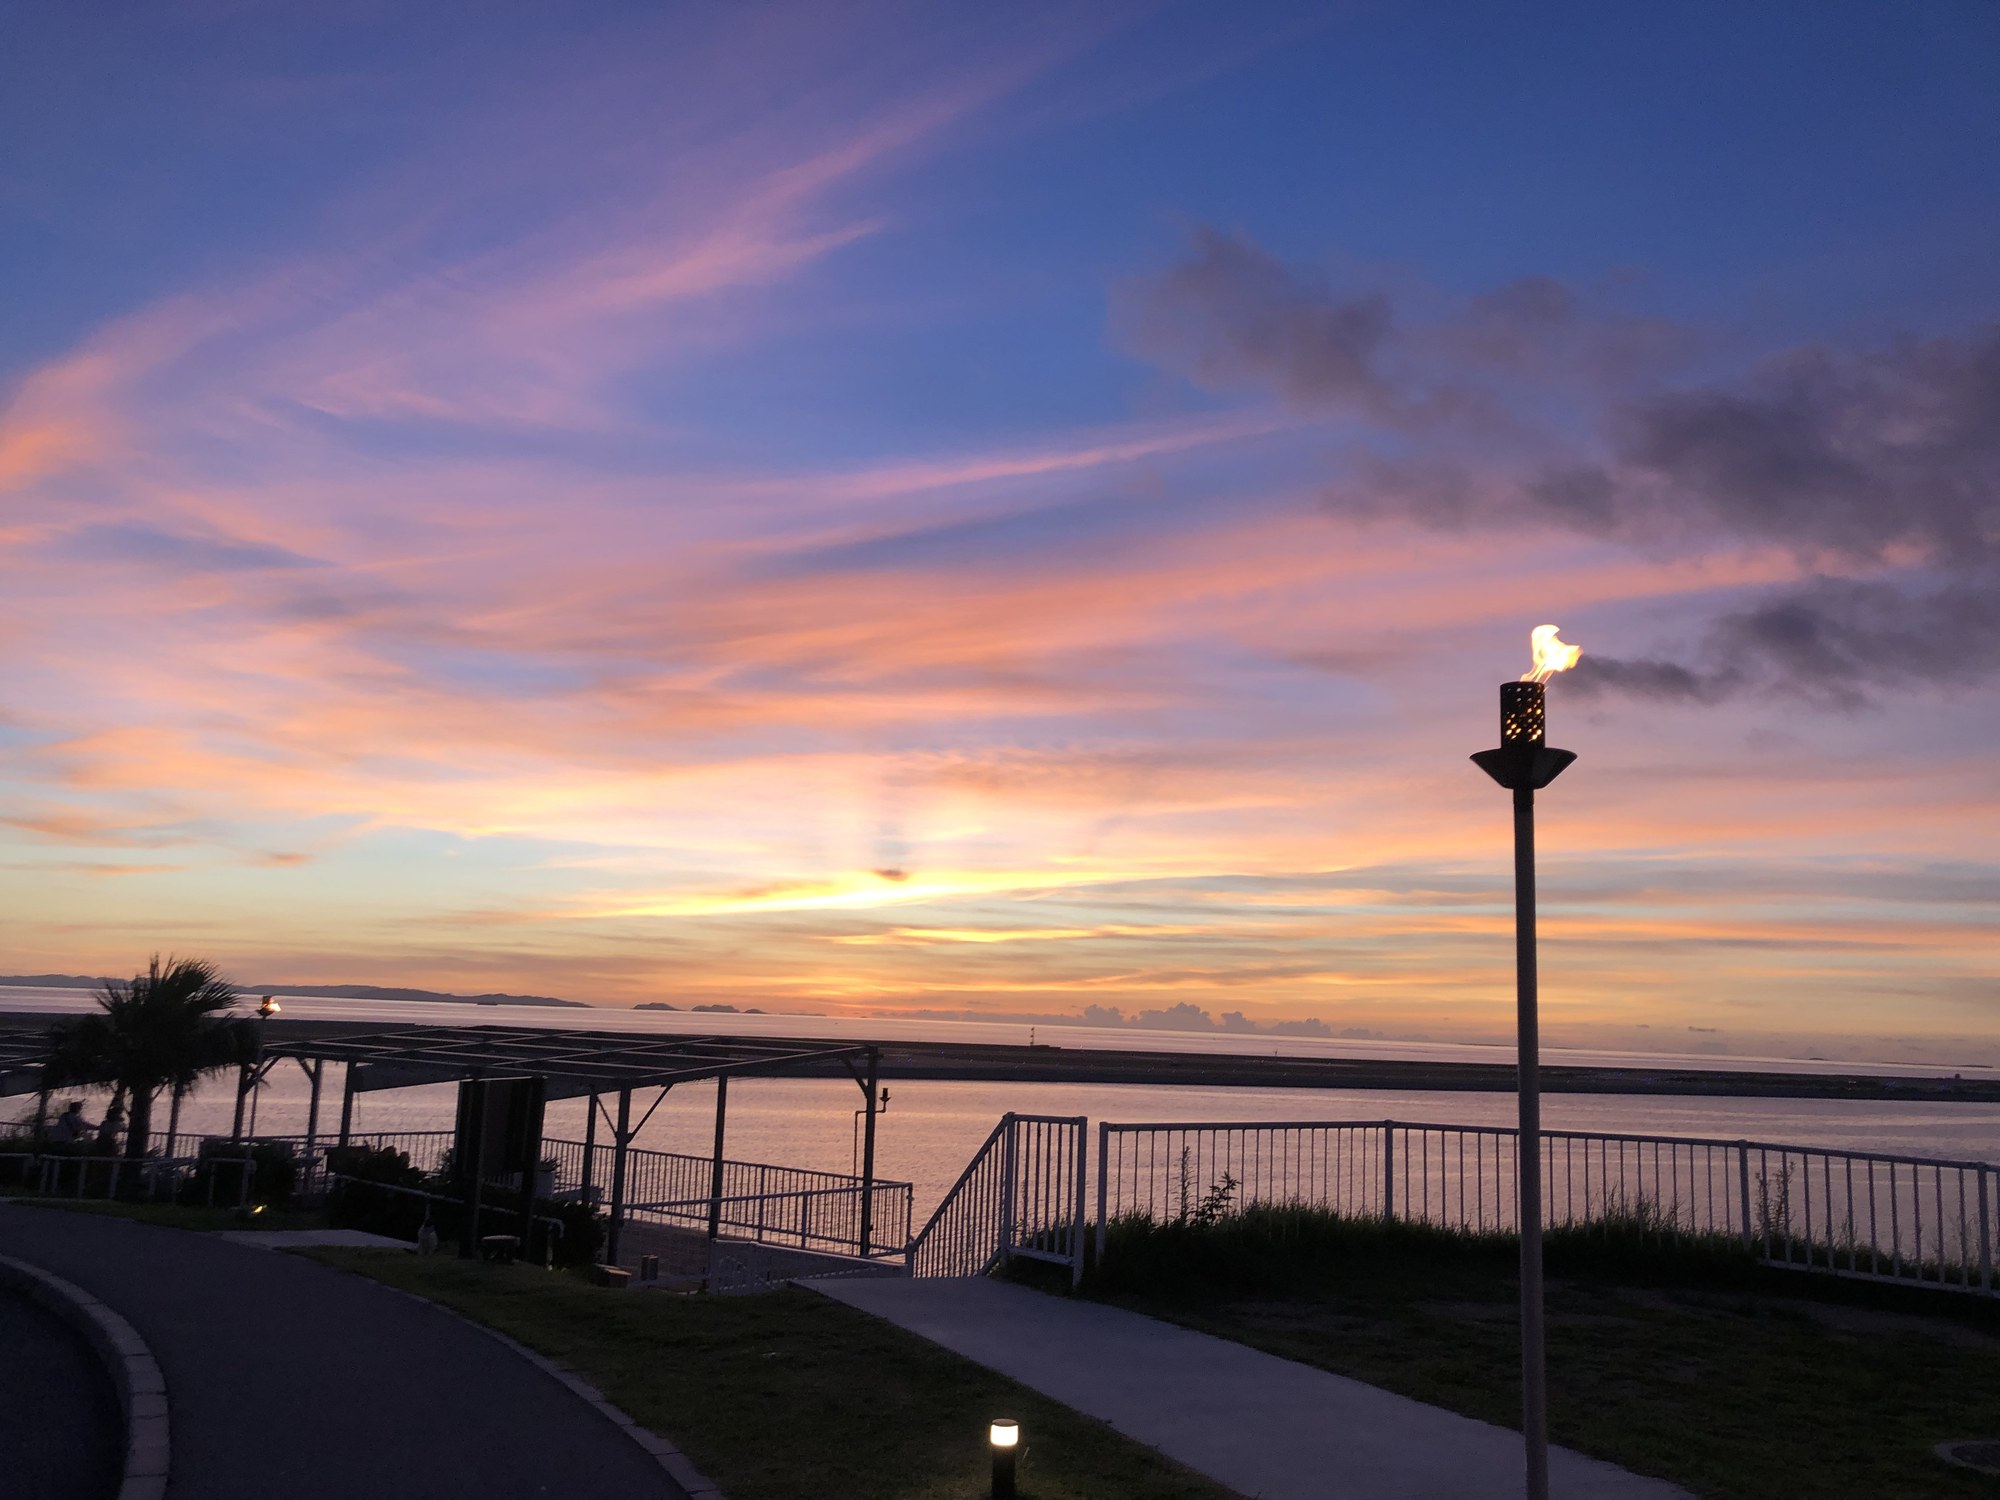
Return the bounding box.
[0,1204,684,1500]
[812,1276,1691,1500]
[0,1284,123,1499]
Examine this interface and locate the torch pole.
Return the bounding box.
[1513,782,1549,1500]
[1472,673,1573,1500]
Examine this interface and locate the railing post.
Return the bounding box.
[1980,1168,1993,1295]
[1073,1118,1089,1288]
[998,1115,1018,1268]
[1095,1123,1110,1268]
[1737,1142,1753,1252]
[1382,1121,1395,1222]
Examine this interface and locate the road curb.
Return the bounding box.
[0,1250,170,1500]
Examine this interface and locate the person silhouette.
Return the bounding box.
[50,1101,95,1143]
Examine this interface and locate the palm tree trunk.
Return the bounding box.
[101,1084,127,1160]
[125,1085,154,1159]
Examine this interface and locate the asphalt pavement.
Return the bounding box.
[0,1283,123,1499]
[0,1203,685,1500]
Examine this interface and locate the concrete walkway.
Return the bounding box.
[0,1204,686,1500]
[212,1227,409,1250]
[810,1276,1690,1500]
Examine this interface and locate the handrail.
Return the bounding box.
[1096,1118,1999,1298]
[1098,1117,2000,1173]
[910,1115,1011,1247]
[908,1114,1088,1283]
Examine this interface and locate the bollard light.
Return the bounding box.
[988,1418,1019,1500]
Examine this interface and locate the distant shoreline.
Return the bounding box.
[5,1008,1994,1105]
[0,976,585,1009]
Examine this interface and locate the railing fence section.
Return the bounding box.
[540,1137,912,1262]
[1095,1119,1998,1297]
[908,1113,1088,1283]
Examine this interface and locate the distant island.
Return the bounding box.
[634,1002,765,1014]
[0,975,584,1009]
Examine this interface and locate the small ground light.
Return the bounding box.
[989,1419,1019,1500]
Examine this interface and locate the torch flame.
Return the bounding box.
[1522,624,1581,683]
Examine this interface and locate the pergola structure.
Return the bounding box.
[0,1030,57,1100]
[263,1026,885,1264]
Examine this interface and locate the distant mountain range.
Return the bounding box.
[0,975,584,1008]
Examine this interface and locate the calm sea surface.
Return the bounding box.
[7,987,1997,1215]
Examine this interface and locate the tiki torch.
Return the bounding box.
[1470,624,1579,1500]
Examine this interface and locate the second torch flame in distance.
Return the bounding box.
[1522,625,1581,683]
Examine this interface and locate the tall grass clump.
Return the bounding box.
[1090,1200,1763,1300]
[1090,1205,1515,1298]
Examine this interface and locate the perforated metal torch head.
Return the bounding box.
[1501,681,1546,746]
[1474,680,1575,790]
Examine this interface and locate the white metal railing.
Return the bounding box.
[0,1148,255,1208]
[541,1138,912,1260]
[908,1114,1088,1283]
[1096,1119,1999,1296]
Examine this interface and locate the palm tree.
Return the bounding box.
[45,956,259,1159]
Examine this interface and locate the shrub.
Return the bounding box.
[326,1146,429,1239]
[1088,1202,1763,1300]
[324,1145,603,1265]
[180,1137,297,1207]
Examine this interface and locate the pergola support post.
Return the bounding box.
[338,1064,358,1147]
[580,1091,598,1206]
[230,1062,251,1142]
[606,1088,632,1268]
[706,1077,729,1244]
[303,1059,324,1184]
[858,1048,881,1258]
[459,1079,486,1260]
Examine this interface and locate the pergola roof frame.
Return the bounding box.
[0,1029,121,1099]
[265,1024,872,1100]
[0,1031,54,1099]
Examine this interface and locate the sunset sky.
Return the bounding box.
[2,2,1996,1061]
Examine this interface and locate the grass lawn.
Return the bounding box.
[307,1248,1237,1500]
[1085,1213,2000,1500]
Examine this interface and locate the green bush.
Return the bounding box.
[326,1145,429,1239]
[180,1138,297,1207]
[1088,1203,1762,1300]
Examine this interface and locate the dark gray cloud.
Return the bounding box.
[1571,571,2000,707]
[1121,227,1396,417]
[1539,332,2000,566]
[1127,227,2000,703]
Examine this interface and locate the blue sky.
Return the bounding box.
[0,1,1995,1061]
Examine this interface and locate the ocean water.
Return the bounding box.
[6,988,1998,1217]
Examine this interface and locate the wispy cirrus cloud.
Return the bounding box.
[0,8,1992,1057]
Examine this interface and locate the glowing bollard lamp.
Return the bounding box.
[988,1419,1019,1500]
[1470,626,1579,1500]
